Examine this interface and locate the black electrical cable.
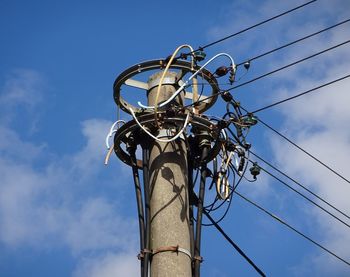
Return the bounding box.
[130,150,146,277]
[228,39,350,91]
[202,167,239,226]
[192,167,200,186]
[202,172,235,226]
[194,146,209,277]
[185,18,350,89]
[254,161,350,229]
[202,146,250,226]
[256,117,350,184]
[196,0,317,51]
[204,169,236,213]
[236,18,350,66]
[250,150,350,220]
[234,190,350,267]
[251,73,350,113]
[142,147,151,277]
[183,39,350,111]
[203,209,266,276]
[208,157,218,190]
[202,192,233,227]
[230,100,350,185]
[188,153,196,261]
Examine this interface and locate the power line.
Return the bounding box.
[187,92,350,185]
[250,150,350,220]
[236,18,350,66]
[186,93,350,185]
[186,18,350,82]
[197,0,317,51]
[249,160,350,229]
[256,118,350,184]
[229,39,350,91]
[251,74,350,113]
[234,190,350,267]
[183,39,350,109]
[203,209,266,277]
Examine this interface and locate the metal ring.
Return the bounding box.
[113,59,219,114]
[113,112,221,168]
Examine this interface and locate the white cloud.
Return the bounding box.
[0,159,46,246]
[0,69,46,131]
[73,251,139,277]
[64,197,137,255]
[0,121,137,252]
[70,118,114,179]
[0,125,46,163]
[207,0,350,275]
[260,2,350,275]
[0,69,44,109]
[0,69,139,274]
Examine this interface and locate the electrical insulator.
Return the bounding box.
[217,120,229,129]
[238,156,245,172]
[229,68,235,84]
[215,66,229,77]
[244,61,250,70]
[225,141,236,152]
[241,114,258,126]
[193,50,206,62]
[250,162,261,180]
[221,91,233,102]
[244,142,251,150]
[235,146,245,157]
[237,126,243,137]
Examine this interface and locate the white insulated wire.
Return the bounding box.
[137,53,236,110]
[105,120,126,149]
[129,107,190,143]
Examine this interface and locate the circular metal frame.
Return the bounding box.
[113,112,222,168]
[113,59,220,114]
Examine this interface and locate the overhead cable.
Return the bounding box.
[229,39,350,91]
[196,0,317,51]
[250,151,350,220]
[251,74,350,113]
[253,160,350,229]
[236,18,350,66]
[203,209,266,277]
[256,118,350,184]
[183,39,350,110]
[230,102,350,185]
[235,191,350,267]
[185,91,350,185]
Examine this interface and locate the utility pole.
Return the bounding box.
[109,49,259,276]
[147,71,191,276]
[110,56,221,276]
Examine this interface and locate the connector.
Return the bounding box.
[215,66,229,77]
[221,91,233,102]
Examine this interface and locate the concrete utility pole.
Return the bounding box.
[147,71,192,277]
[111,52,250,277]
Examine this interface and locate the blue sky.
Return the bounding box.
[1,0,350,276]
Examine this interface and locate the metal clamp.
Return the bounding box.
[152,245,192,260]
